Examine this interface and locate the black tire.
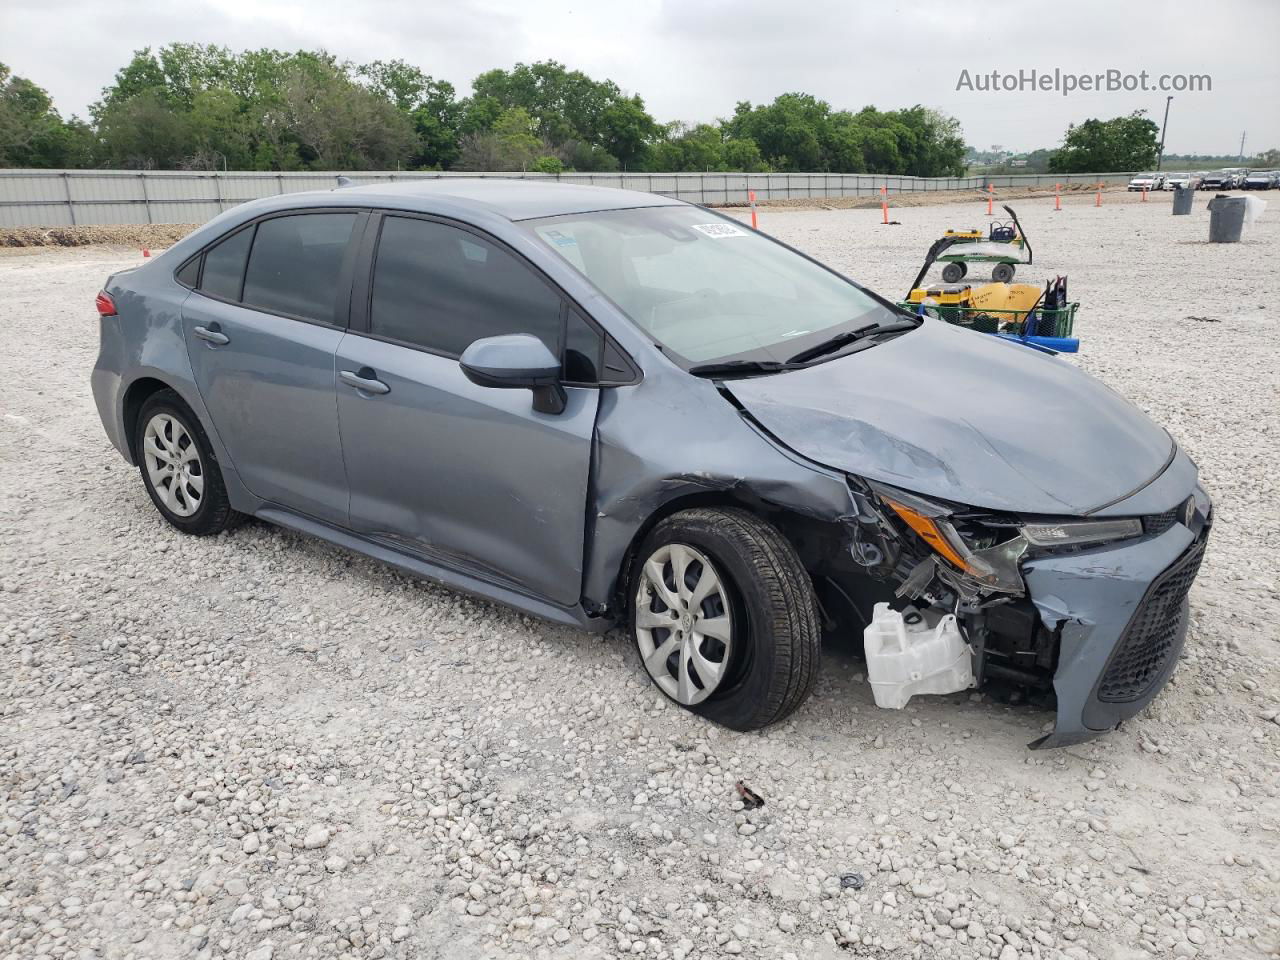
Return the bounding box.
[135,389,242,536]
[628,507,821,731]
[992,262,1015,283]
[941,262,966,283]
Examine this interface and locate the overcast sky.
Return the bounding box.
[3,0,1277,156]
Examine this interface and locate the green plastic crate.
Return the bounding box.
[899,301,1077,338]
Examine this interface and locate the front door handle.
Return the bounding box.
[340,368,391,396]
[193,324,230,346]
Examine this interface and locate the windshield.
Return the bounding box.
[523,205,907,365]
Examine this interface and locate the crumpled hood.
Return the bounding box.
[726,319,1174,515]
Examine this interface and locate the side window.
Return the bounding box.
[241,213,358,324]
[175,256,200,288]
[563,310,601,384]
[199,227,253,301]
[369,216,563,357]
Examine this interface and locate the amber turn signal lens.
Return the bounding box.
[881,497,971,572]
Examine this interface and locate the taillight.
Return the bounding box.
[95,291,117,317]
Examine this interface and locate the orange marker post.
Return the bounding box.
[1095,183,1103,207]
[986,183,994,216]
[748,189,758,229]
[1141,188,1148,203]
[1054,184,1062,211]
[880,185,889,224]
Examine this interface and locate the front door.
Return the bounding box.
[335,214,598,606]
[181,211,363,524]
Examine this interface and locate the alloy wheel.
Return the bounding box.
[142,412,204,518]
[635,543,734,705]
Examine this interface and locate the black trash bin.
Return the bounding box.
[1172,186,1193,215]
[1207,195,1246,242]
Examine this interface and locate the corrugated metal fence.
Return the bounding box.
[0,169,1138,228]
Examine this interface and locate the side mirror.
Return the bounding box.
[459,334,566,414]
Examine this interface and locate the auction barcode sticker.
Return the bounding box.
[691,222,748,239]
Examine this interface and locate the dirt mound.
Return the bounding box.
[0,224,197,248]
[730,182,1127,211]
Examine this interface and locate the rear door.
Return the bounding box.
[181,210,365,525]
[334,213,601,606]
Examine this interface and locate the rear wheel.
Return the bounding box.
[941,262,966,283]
[629,507,821,731]
[992,262,1015,283]
[135,390,241,536]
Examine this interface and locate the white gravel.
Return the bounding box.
[2,192,1278,960]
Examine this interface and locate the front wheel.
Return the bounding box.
[629,507,821,731]
[992,262,1016,283]
[941,262,966,283]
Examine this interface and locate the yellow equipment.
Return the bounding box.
[906,282,1042,310]
[905,282,972,306]
[967,282,1043,313]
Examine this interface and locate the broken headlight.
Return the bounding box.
[872,485,1028,596]
[869,482,1152,599]
[1021,518,1142,546]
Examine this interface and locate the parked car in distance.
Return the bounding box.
[1242,170,1279,190]
[91,180,1212,749]
[1127,172,1165,191]
[1200,169,1246,190]
[1163,172,1200,190]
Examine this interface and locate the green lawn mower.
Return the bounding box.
[932,205,1032,284]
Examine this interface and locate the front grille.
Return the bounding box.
[1143,496,1192,537]
[1097,537,1206,703]
[1144,508,1179,537]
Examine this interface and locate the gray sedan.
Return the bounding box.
[91,180,1210,747]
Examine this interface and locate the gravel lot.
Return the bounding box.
[2,192,1278,960]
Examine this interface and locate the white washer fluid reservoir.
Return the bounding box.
[862,602,975,709]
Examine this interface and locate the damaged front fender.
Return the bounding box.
[582,371,856,611]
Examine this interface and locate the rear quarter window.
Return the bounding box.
[199,227,254,301]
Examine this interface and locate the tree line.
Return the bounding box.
[0,45,968,176]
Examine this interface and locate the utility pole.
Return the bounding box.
[1156,96,1172,170]
[1238,131,1246,162]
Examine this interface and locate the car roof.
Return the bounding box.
[332,178,684,222]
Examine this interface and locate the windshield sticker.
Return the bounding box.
[544,229,578,247]
[691,222,749,239]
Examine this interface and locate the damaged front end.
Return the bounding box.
[832,478,1213,748]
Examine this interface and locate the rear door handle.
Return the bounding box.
[340,368,391,395]
[193,324,230,346]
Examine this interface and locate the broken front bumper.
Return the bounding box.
[1025,486,1212,749]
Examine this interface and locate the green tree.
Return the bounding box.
[358,59,461,169]
[14,49,979,176]
[468,61,658,168]
[94,89,189,168]
[456,106,544,171]
[641,122,768,173]
[723,95,966,175]
[269,59,416,169]
[726,94,827,171]
[0,63,94,167]
[721,138,767,172]
[1048,112,1159,173]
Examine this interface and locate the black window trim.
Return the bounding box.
[173,207,371,332]
[349,208,641,387]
